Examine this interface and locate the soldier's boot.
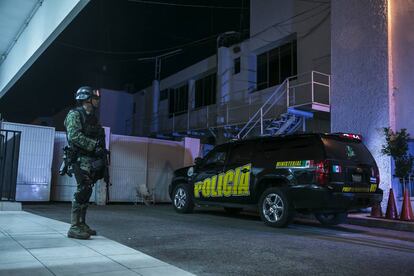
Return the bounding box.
[67,202,90,240]
[80,204,97,236]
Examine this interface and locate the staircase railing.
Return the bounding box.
[236,79,288,139]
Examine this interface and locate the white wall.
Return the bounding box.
[99,88,133,135]
[331,0,391,210]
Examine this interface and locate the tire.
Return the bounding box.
[172,184,194,213]
[315,212,348,225]
[224,207,243,215]
[258,187,293,228]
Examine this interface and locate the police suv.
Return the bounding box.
[169,133,383,227]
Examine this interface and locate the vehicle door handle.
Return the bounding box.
[242,168,250,173]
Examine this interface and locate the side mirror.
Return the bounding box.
[194,157,203,166]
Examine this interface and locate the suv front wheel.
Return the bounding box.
[259,187,293,228]
[173,184,194,213]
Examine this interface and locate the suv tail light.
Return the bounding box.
[371,167,380,184]
[315,160,330,186]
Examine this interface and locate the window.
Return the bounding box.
[168,84,188,115]
[159,89,169,101]
[256,40,297,91]
[234,57,241,74]
[195,73,216,108]
[228,143,255,164]
[204,145,228,166]
[132,102,136,114]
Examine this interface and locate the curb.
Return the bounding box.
[347,213,414,232]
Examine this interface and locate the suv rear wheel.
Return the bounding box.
[259,187,293,228]
[315,212,348,225]
[173,184,194,213]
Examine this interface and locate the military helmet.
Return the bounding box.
[75,86,100,101]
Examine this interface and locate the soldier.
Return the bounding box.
[64,86,108,239]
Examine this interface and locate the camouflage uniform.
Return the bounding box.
[65,106,105,239]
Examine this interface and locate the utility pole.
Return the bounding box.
[138,49,183,81]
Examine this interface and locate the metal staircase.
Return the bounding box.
[235,71,330,140]
[236,79,289,139]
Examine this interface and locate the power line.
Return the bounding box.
[128,0,247,10]
[57,33,218,56]
[251,3,328,39]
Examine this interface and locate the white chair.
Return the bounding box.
[135,183,155,206]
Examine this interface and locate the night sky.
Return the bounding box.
[0,0,249,123]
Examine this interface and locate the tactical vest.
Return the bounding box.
[71,107,104,155]
[74,107,102,138]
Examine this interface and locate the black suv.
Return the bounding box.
[169,133,383,227]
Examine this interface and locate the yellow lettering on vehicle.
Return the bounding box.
[232,167,241,195]
[211,175,218,197]
[223,170,235,197]
[370,184,377,192]
[238,164,251,196]
[217,173,224,197]
[276,161,301,167]
[343,186,372,193]
[194,182,203,198]
[202,178,211,197]
[193,164,251,198]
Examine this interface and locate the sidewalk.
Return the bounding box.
[0,211,195,276]
[347,212,414,232]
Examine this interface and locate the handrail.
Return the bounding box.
[236,78,288,139]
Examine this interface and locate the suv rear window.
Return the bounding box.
[322,137,376,165]
[261,136,324,160]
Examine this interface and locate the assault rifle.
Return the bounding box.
[97,128,111,202]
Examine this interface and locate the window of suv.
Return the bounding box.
[261,137,324,160]
[203,145,228,166]
[322,137,376,165]
[228,142,256,164]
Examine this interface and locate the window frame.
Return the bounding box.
[256,39,297,91]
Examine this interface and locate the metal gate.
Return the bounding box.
[0,129,21,201]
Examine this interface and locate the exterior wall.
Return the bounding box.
[99,88,133,135]
[331,0,391,210]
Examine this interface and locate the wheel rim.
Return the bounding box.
[262,193,284,223]
[174,188,187,209]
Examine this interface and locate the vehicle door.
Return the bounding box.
[222,142,257,204]
[192,144,229,202]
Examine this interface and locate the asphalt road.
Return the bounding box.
[24,203,414,276]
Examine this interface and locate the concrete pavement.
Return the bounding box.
[0,211,195,276]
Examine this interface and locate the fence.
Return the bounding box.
[0,129,21,201]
